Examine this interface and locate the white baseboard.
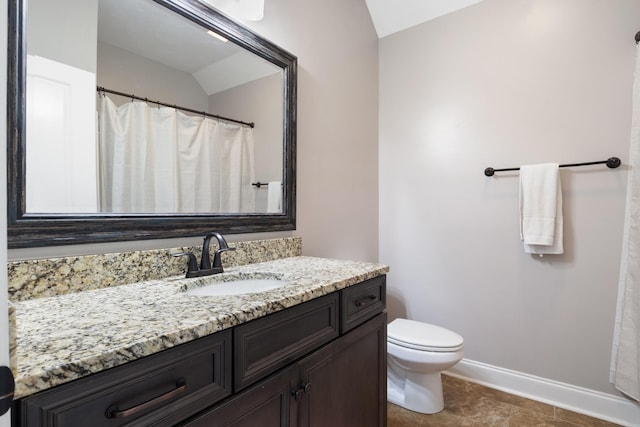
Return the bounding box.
[446,359,640,427]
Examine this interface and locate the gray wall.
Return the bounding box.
[27,0,98,73]
[379,0,640,395]
[97,42,209,112]
[245,0,380,261]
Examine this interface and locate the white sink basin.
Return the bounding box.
[184,278,289,296]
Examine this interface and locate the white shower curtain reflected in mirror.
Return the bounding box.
[98,95,255,213]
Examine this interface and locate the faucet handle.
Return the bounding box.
[172,252,199,277]
[216,246,236,256]
[212,246,235,271]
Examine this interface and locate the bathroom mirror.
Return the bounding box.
[7,0,297,248]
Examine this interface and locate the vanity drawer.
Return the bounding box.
[341,275,386,333]
[18,330,232,427]
[234,293,339,392]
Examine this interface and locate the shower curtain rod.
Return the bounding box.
[484,157,621,177]
[97,86,255,128]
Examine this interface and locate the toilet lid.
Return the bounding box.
[387,318,464,352]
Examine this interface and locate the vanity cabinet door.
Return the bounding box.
[297,312,387,427]
[179,365,297,427]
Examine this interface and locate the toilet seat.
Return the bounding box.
[388,318,464,352]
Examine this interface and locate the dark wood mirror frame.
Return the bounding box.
[7,0,296,248]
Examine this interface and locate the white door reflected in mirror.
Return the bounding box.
[26,55,98,213]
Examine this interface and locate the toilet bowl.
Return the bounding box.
[387,318,464,414]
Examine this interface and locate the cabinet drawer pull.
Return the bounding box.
[105,378,187,419]
[354,295,377,307]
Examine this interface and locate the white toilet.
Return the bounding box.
[387,318,464,414]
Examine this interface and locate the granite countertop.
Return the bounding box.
[13,256,389,399]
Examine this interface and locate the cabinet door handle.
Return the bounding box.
[354,295,377,307]
[105,378,187,419]
[292,383,312,400]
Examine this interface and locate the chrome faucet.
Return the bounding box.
[173,232,236,278]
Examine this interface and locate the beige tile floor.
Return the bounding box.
[388,374,621,427]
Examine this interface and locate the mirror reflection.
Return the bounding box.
[25,0,284,214]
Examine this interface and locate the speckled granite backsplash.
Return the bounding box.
[8,237,302,302]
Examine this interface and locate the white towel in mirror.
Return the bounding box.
[267,181,282,213]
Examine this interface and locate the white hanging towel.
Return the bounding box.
[266,181,282,213]
[519,163,563,255]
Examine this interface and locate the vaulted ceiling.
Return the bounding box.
[365,0,485,38]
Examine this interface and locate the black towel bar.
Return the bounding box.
[252,182,282,188]
[484,157,621,177]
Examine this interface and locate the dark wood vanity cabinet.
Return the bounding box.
[297,312,386,427]
[14,276,387,427]
[183,274,387,427]
[180,364,298,426]
[182,312,386,427]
